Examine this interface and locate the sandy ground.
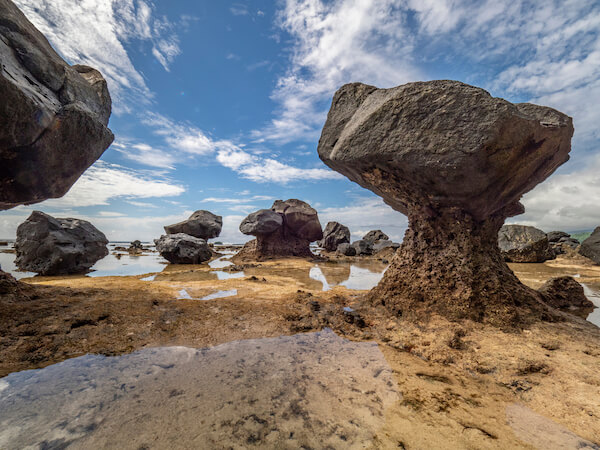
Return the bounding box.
[1,252,599,448]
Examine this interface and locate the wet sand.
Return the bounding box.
[1,251,599,448]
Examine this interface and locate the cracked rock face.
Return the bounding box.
[318,80,573,326]
[0,0,114,210]
[237,199,323,260]
[15,211,109,275]
[164,210,222,240]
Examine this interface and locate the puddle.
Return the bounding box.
[208,255,234,269]
[506,403,598,449]
[201,289,238,300]
[140,275,156,281]
[0,329,399,449]
[177,289,193,300]
[581,284,600,327]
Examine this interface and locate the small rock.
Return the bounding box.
[498,225,554,263]
[538,276,593,309]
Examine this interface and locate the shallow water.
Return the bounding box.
[0,329,399,449]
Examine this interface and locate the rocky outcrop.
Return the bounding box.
[164,211,222,240]
[363,230,388,243]
[579,227,600,264]
[0,0,113,210]
[539,276,594,310]
[351,240,373,256]
[547,231,579,255]
[498,225,554,263]
[15,211,108,275]
[320,221,350,251]
[372,240,399,253]
[154,234,212,264]
[318,80,573,326]
[336,243,356,256]
[236,199,323,261]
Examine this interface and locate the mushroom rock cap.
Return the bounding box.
[0,0,114,210]
[239,209,283,236]
[271,199,323,241]
[317,80,573,221]
[164,210,222,240]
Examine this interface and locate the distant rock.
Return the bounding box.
[372,240,399,253]
[363,230,388,244]
[320,221,350,251]
[15,211,108,275]
[498,225,554,263]
[164,211,222,240]
[239,210,283,235]
[318,80,573,324]
[579,227,600,264]
[547,231,570,242]
[539,276,593,310]
[547,232,579,255]
[336,243,356,256]
[154,234,212,264]
[351,240,373,256]
[130,240,143,249]
[237,199,323,260]
[0,0,113,210]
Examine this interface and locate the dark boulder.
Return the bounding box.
[236,199,323,260]
[318,80,573,326]
[372,240,399,253]
[15,211,108,275]
[0,0,114,210]
[547,231,570,242]
[579,227,600,264]
[539,276,594,310]
[320,221,350,251]
[498,225,554,263]
[154,234,211,264]
[164,210,222,240]
[351,240,373,256]
[363,230,388,243]
[336,243,356,256]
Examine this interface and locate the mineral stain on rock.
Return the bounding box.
[318,80,574,327]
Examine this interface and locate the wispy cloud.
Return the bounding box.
[229,3,249,16]
[14,0,181,112]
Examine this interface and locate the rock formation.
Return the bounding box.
[336,243,356,256]
[0,0,114,210]
[579,227,600,264]
[15,211,108,275]
[154,234,212,264]
[547,231,579,255]
[351,240,373,256]
[498,225,555,263]
[164,210,222,240]
[372,240,399,253]
[320,221,350,251]
[538,276,594,310]
[318,80,573,326]
[363,230,388,243]
[236,199,323,260]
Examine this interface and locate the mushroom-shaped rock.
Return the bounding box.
[318,80,573,325]
[239,209,283,235]
[0,0,114,210]
[498,225,554,263]
[320,221,351,251]
[236,199,322,261]
[579,227,600,264]
[164,210,222,240]
[363,230,388,244]
[154,234,212,264]
[15,211,108,275]
[539,276,593,310]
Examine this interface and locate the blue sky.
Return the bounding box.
[1,0,599,243]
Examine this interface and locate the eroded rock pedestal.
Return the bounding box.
[236,199,323,261]
[318,80,573,326]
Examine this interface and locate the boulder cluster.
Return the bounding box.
[318,80,574,325]
[322,225,399,256]
[155,210,222,264]
[236,199,322,260]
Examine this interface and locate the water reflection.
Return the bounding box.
[0,329,399,449]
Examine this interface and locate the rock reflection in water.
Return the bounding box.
[0,329,399,449]
[309,261,388,291]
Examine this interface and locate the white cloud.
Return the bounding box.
[202,195,274,204]
[14,0,181,112]
[39,161,184,208]
[112,140,177,169]
[230,3,249,16]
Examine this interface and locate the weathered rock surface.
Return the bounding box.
[498,225,555,263]
[336,243,356,256]
[0,0,114,210]
[320,221,350,251]
[164,211,222,240]
[579,227,600,264]
[539,276,594,310]
[154,234,211,264]
[547,231,579,255]
[363,230,388,244]
[547,231,570,243]
[318,80,573,326]
[15,211,108,275]
[372,240,399,253]
[236,199,323,261]
[351,240,373,256]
